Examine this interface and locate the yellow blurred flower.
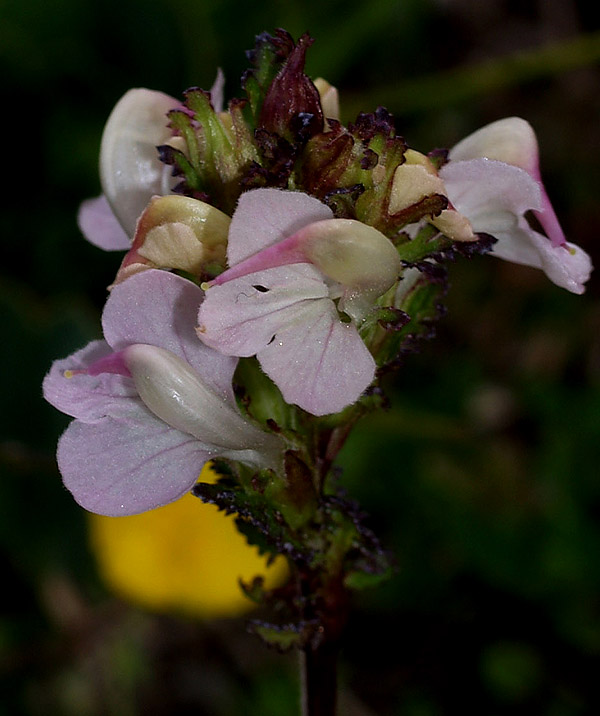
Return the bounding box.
[88,464,288,617]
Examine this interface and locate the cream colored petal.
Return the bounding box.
[135,195,229,269]
[403,149,438,174]
[314,77,340,121]
[389,163,447,215]
[110,262,150,288]
[432,209,477,242]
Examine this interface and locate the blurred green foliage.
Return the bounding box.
[1,0,599,713]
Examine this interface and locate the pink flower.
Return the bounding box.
[197,188,401,416]
[43,270,282,516]
[440,117,592,293]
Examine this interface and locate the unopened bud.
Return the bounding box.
[114,196,230,285]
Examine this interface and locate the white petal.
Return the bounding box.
[100,88,180,236]
[440,158,543,220]
[504,229,592,295]
[210,68,226,114]
[441,159,592,293]
[449,117,539,174]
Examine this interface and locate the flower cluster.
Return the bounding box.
[44,29,591,644]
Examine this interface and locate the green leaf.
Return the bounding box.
[247,621,307,652]
[344,565,394,590]
[192,476,313,563]
[395,224,451,263]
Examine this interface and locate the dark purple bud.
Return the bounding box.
[259,33,324,141]
[349,106,396,142]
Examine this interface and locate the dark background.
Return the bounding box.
[2,0,600,713]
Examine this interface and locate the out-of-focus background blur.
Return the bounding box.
[2,1,600,713]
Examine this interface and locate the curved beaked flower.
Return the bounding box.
[78,88,181,251]
[197,188,402,416]
[43,270,283,516]
[440,118,592,294]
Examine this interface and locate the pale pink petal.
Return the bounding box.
[441,159,592,293]
[510,229,592,295]
[449,117,566,247]
[198,264,329,356]
[100,88,180,236]
[257,300,375,416]
[440,158,543,221]
[43,340,137,423]
[536,185,567,249]
[77,195,131,251]
[227,188,333,264]
[57,409,211,516]
[102,270,237,398]
[210,217,400,303]
[441,159,543,266]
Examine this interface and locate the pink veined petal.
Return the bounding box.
[43,340,138,423]
[57,407,212,516]
[227,188,333,264]
[198,264,330,356]
[257,299,376,416]
[77,195,131,251]
[102,270,237,399]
